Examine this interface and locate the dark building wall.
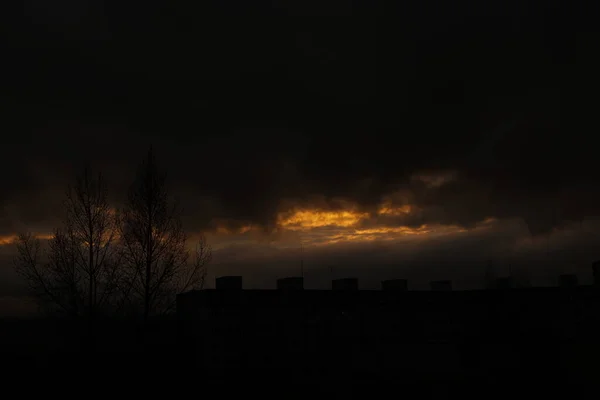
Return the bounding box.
[332,278,358,290]
[177,286,600,370]
[430,280,452,291]
[382,279,408,291]
[593,261,600,285]
[495,277,513,289]
[277,277,304,290]
[559,274,578,287]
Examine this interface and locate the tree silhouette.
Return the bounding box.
[14,232,79,317]
[119,146,211,323]
[14,165,122,323]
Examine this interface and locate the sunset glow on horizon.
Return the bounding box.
[0,233,54,246]
[0,204,495,250]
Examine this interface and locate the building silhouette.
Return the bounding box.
[332,278,358,291]
[495,277,513,290]
[277,277,304,290]
[430,280,452,291]
[177,263,600,371]
[593,261,600,285]
[559,273,578,288]
[382,279,408,291]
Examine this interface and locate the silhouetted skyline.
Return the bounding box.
[1,1,598,316]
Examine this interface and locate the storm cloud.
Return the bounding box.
[2,2,597,236]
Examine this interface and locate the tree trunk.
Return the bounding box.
[144,165,153,327]
[86,168,95,349]
[144,255,151,324]
[89,220,95,350]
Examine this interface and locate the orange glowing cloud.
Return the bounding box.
[314,224,470,246]
[321,226,430,245]
[272,201,486,247]
[205,199,496,248]
[278,202,416,232]
[378,203,413,216]
[207,217,256,236]
[214,225,253,235]
[277,209,369,230]
[0,236,16,246]
[0,233,54,246]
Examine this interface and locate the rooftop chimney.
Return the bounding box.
[430,280,452,291]
[332,278,358,291]
[382,279,408,291]
[559,273,578,288]
[277,277,304,290]
[215,276,242,290]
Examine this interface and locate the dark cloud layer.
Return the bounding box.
[0,1,598,236]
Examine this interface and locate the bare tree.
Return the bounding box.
[13,165,122,321]
[119,146,212,323]
[64,165,121,319]
[14,232,80,317]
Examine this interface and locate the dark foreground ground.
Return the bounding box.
[2,316,600,395]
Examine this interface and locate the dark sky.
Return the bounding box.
[1,1,599,314]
